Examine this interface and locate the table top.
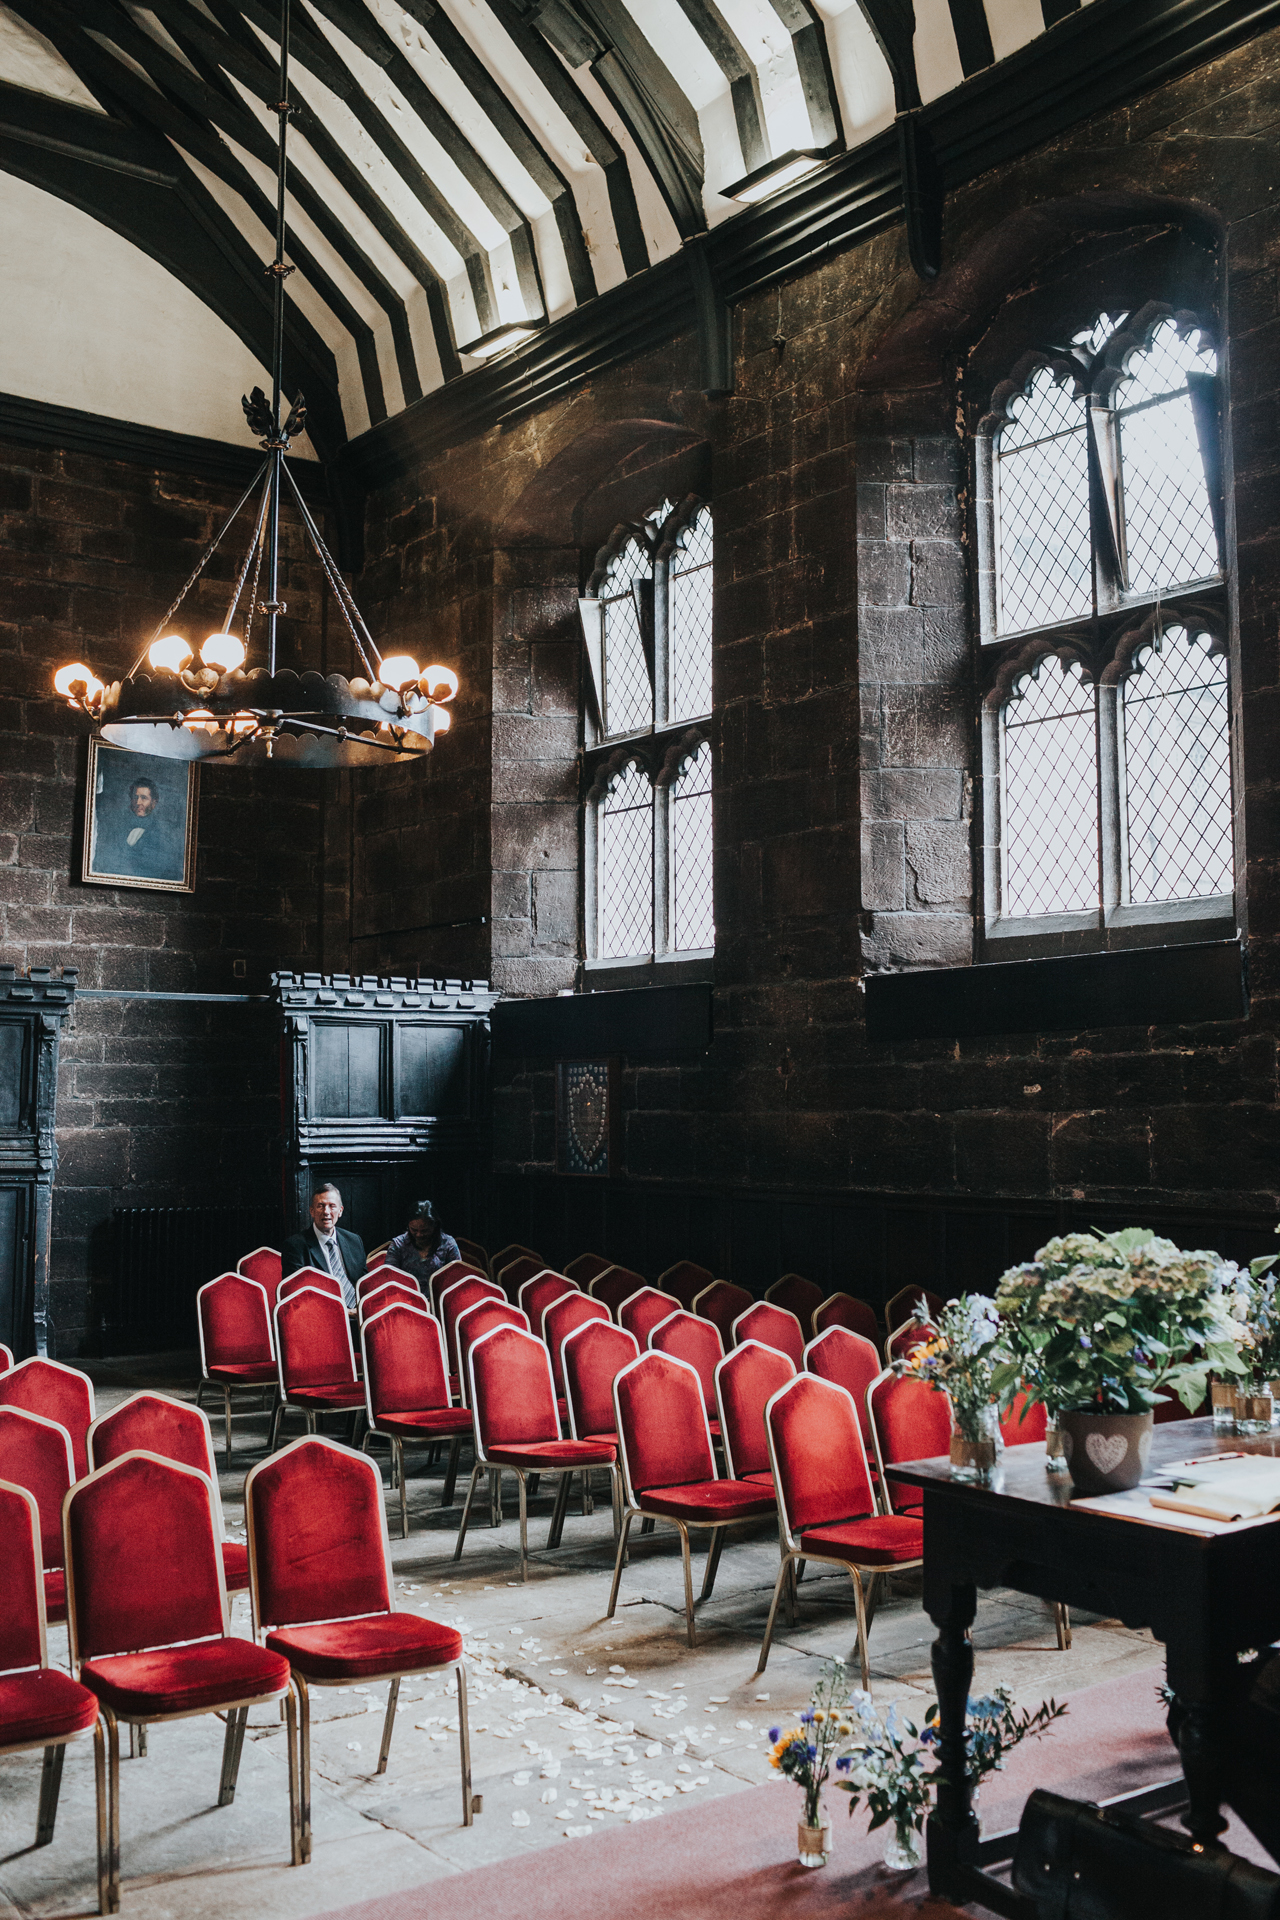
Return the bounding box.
[887,1417,1280,1511]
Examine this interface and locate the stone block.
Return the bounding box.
[904,819,971,907]
[885,484,962,543]
[858,604,925,681]
[861,820,905,911]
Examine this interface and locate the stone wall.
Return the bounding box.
[0,438,333,1350]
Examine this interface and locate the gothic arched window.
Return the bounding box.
[580,499,715,969]
[977,305,1233,942]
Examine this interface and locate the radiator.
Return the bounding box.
[109,1205,280,1356]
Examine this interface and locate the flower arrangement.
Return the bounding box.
[894,1293,1001,1442]
[991,1227,1247,1416]
[766,1659,854,1831]
[1236,1253,1280,1386]
[835,1692,936,1867]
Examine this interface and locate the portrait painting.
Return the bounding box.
[83,738,198,892]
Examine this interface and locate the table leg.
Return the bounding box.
[1174,1697,1230,1848]
[925,1580,980,1900]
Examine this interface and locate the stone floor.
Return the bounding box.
[0,1356,1166,1919]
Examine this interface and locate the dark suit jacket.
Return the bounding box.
[282,1224,366,1284]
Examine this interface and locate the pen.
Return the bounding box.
[1176,1451,1246,1467]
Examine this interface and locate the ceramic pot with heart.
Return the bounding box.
[1056,1408,1154,1495]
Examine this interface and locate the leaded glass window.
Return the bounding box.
[1122,627,1232,905]
[581,498,715,965]
[1001,658,1099,917]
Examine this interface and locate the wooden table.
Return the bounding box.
[887,1418,1280,1913]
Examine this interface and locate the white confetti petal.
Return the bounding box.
[736,1720,754,1730]
[709,1696,729,1704]
[645,1743,662,1758]
[565,1824,593,1837]
[346,1742,361,1752]
[512,1810,530,1827]
[541,1788,557,1803]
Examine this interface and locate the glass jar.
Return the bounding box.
[1045,1414,1070,1474]
[1211,1379,1240,1433]
[882,1819,924,1871]
[1238,1387,1274,1437]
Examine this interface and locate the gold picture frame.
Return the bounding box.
[82,737,199,893]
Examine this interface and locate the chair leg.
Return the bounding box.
[296,1674,312,1864]
[611,1467,623,1543]
[223,1386,234,1467]
[442,1436,460,1509]
[756,1556,794,1675]
[105,1707,121,1914]
[94,1719,109,1916]
[1054,1602,1072,1650]
[378,1677,400,1775]
[517,1471,529,1581]
[268,1398,283,1452]
[456,1663,476,1827]
[849,1568,871,1693]
[581,1471,594,1518]
[700,1527,724,1603]
[218,1705,249,1806]
[489,1467,502,1528]
[607,1509,634,1618]
[454,1464,482,1560]
[864,1572,882,1633]
[286,1684,302,1866]
[35,1742,65,1846]
[396,1438,408,1539]
[678,1525,697,1648]
[547,1469,573,1550]
[128,1723,147,1759]
[785,1558,799,1628]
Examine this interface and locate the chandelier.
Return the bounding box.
[52,0,457,767]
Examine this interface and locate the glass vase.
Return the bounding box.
[1044,1415,1070,1474]
[949,1407,997,1482]
[882,1819,924,1871]
[1211,1379,1239,1433]
[1238,1385,1274,1437]
[797,1812,831,1868]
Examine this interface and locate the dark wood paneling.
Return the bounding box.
[312,1021,384,1117]
[864,940,1247,1042]
[492,983,713,1061]
[0,1187,26,1355]
[0,1023,25,1128]
[398,1023,468,1118]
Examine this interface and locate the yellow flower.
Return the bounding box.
[812,1710,826,1724]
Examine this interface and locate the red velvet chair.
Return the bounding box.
[619,1287,681,1347]
[866,1369,951,1516]
[812,1292,881,1345]
[648,1310,724,1435]
[455,1300,530,1405]
[358,1280,422,1324]
[365,1247,389,1272]
[565,1252,613,1286]
[885,1286,946,1332]
[562,1320,639,1445]
[759,1374,924,1683]
[607,1352,776,1646]
[693,1280,753,1343]
[490,1243,542,1278]
[497,1255,545,1303]
[765,1275,824,1324]
[455,1326,617,1579]
[66,1452,296,1904]
[196,1273,278,1465]
[440,1276,504,1384]
[805,1326,883,1444]
[658,1261,714,1308]
[1000,1391,1049,1446]
[361,1303,472,1534]
[518,1270,578,1328]
[455,1235,490,1275]
[0,1407,74,1625]
[715,1340,794,1484]
[429,1259,485,1313]
[86,1393,249,1593]
[0,1342,13,1373]
[0,1481,102,1876]
[237,1246,283,1311]
[732,1300,805,1368]
[271,1287,365,1450]
[356,1264,420,1304]
[590,1266,647,1318]
[0,1358,95,1480]
[278,1267,343,1305]
[543,1292,609,1396]
[885,1320,938,1365]
[247,1437,477,1848]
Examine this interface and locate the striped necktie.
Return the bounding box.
[321,1233,354,1309]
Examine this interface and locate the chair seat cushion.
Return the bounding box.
[486,1439,615,1468]
[266,1612,462,1680]
[799,1516,925,1566]
[81,1637,290,1719]
[583,1431,619,1448]
[0,1668,99,1749]
[639,1479,776,1522]
[44,1569,66,1624]
[373,1408,473,1438]
[208,1362,277,1384]
[221,1541,250,1590]
[743,1469,774,1486]
[285,1385,365,1409]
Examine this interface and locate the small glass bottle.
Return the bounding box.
[1238,1386,1274,1437]
[1045,1414,1070,1474]
[1211,1380,1240,1433]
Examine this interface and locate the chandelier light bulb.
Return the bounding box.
[419,664,459,703]
[54,662,94,700]
[149,634,193,674]
[378,653,421,692]
[201,632,246,673]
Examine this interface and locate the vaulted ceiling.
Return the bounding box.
[0,0,1080,460]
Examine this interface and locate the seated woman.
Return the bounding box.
[383,1200,461,1290]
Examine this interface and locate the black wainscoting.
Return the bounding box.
[109,1205,280,1354]
[491,983,713,1061]
[492,1175,1274,1312]
[865,940,1247,1043]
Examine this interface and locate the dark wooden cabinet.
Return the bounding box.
[0,966,77,1357]
[274,972,499,1255]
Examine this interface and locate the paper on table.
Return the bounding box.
[1069,1487,1280,1536]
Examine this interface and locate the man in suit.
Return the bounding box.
[283,1182,366,1310]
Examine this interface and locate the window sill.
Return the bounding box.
[982,896,1236,960]
[583,951,714,992]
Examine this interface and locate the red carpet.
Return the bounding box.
[315,1667,1249,1919]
